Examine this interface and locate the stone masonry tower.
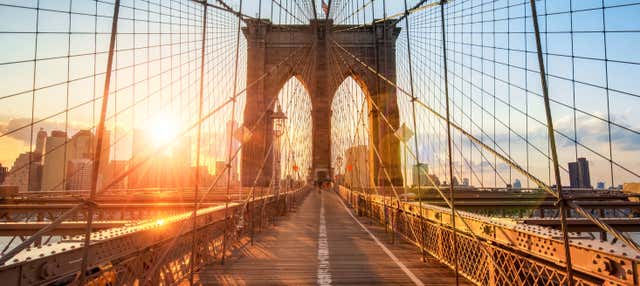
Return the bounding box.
[241,19,402,187]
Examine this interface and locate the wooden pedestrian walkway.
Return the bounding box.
[198,190,470,285]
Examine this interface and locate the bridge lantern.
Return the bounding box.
[271,103,287,138]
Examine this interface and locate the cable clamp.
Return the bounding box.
[554,197,567,208]
[80,199,99,209]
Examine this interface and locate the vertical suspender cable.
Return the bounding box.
[380,0,387,190]
[78,0,121,284]
[222,0,244,265]
[190,3,207,284]
[439,2,459,285]
[528,1,574,284]
[27,0,40,194]
[368,0,377,223]
[402,0,426,263]
[252,0,263,248]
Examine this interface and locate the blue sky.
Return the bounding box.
[0,0,638,188]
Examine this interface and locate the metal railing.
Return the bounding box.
[337,186,639,285]
[0,186,311,285]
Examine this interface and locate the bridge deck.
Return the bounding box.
[198,190,470,285]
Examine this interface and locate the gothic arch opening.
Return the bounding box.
[331,76,372,188]
[276,76,312,183]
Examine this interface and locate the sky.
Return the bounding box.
[0,0,638,188]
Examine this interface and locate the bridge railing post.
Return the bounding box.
[487,246,497,286]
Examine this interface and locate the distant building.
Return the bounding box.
[67,130,93,160]
[34,128,47,163]
[513,179,522,189]
[462,178,470,186]
[129,129,194,189]
[104,160,128,190]
[428,174,440,186]
[0,164,7,184]
[412,163,428,187]
[568,157,591,189]
[4,152,42,192]
[129,130,150,189]
[41,131,67,191]
[344,145,369,188]
[597,181,605,189]
[66,159,93,190]
[226,120,240,182]
[172,135,191,169]
[192,165,213,186]
[213,161,228,186]
[130,129,165,189]
[68,129,110,170]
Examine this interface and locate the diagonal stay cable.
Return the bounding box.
[333,1,443,32]
[141,41,316,281]
[326,42,426,254]
[331,40,514,284]
[0,40,313,267]
[331,38,640,254]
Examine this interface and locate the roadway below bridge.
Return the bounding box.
[198,189,469,285]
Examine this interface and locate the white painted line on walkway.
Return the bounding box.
[336,194,425,286]
[317,193,332,286]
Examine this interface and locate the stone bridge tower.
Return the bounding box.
[241,19,402,187]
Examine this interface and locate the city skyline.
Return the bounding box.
[0,125,230,192]
[0,0,639,190]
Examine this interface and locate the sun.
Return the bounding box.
[147,113,180,148]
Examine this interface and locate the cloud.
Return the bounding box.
[555,112,640,151]
[0,117,93,144]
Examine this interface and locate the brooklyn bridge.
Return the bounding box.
[0,0,639,285]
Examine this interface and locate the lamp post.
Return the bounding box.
[271,103,287,197]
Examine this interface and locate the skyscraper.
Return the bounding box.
[129,129,152,189]
[104,160,128,190]
[568,157,592,189]
[41,131,67,191]
[213,160,228,187]
[412,163,429,187]
[226,120,239,182]
[129,129,190,189]
[173,135,191,169]
[66,159,93,190]
[67,129,110,170]
[34,128,47,162]
[0,164,7,184]
[68,130,93,159]
[513,179,522,189]
[4,152,42,192]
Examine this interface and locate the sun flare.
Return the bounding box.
[147,113,180,149]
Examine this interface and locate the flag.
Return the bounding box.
[394,123,415,143]
[322,0,329,16]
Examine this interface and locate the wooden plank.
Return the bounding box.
[199,190,471,285]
